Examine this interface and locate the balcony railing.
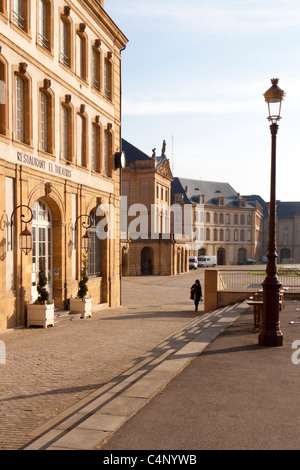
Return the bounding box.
[38,32,50,50]
[60,52,70,67]
[12,10,25,30]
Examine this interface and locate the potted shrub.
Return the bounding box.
[70,255,92,319]
[27,259,55,328]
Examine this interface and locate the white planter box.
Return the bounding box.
[27,302,55,328]
[69,297,92,319]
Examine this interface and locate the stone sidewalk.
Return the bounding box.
[24,302,245,450]
[0,272,206,450]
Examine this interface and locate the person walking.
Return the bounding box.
[190,279,202,311]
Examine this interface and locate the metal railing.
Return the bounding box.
[12,10,25,29]
[218,269,300,293]
[38,32,50,50]
[60,52,70,67]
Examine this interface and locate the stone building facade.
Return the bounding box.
[172,178,264,265]
[0,0,127,330]
[120,140,189,276]
[245,196,300,264]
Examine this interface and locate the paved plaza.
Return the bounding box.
[1,269,300,451]
[0,271,205,450]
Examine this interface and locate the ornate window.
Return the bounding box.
[103,126,113,177]
[39,81,54,154]
[0,56,8,136]
[12,0,30,34]
[104,53,112,100]
[91,119,101,173]
[38,0,53,52]
[76,24,88,81]
[60,8,72,69]
[61,97,73,162]
[76,107,88,168]
[13,64,33,145]
[14,74,24,142]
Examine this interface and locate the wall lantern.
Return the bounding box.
[9,205,33,255]
[74,214,91,253]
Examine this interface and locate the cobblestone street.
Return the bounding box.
[0,272,203,450]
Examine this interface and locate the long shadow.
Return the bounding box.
[0,383,104,403]
[101,310,201,321]
[201,343,261,357]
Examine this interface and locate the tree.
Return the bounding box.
[77,255,89,299]
[36,258,50,304]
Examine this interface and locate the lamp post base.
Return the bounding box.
[258,278,283,347]
[258,330,283,347]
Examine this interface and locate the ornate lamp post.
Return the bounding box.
[258,78,285,347]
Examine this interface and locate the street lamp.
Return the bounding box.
[74,214,91,253]
[9,204,33,255]
[258,78,285,347]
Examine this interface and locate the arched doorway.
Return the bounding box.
[217,247,226,265]
[198,247,206,257]
[141,247,153,275]
[31,200,53,302]
[280,248,291,263]
[122,246,128,276]
[238,248,247,264]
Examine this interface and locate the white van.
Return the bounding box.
[198,256,217,268]
[189,256,198,270]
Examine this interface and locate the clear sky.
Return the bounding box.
[106,0,300,202]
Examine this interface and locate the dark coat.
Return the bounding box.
[191,282,202,302]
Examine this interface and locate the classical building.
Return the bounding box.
[120,139,189,276]
[171,177,264,265]
[245,196,300,264]
[0,0,128,330]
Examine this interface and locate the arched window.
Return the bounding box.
[76,108,88,168]
[104,52,113,100]
[76,24,88,81]
[60,8,73,69]
[91,119,101,173]
[0,57,8,136]
[104,125,113,177]
[92,42,101,91]
[39,84,54,154]
[12,0,31,34]
[88,209,101,277]
[38,0,53,52]
[32,200,53,301]
[61,97,73,162]
[14,69,32,145]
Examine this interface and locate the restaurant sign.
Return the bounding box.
[17,152,72,178]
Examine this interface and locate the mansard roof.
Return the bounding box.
[172,177,253,208]
[122,139,151,161]
[244,195,300,219]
